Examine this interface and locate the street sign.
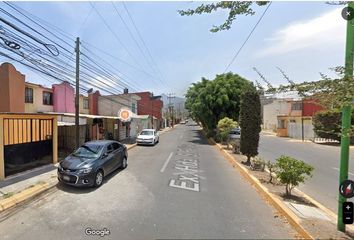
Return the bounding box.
[118,108,132,122]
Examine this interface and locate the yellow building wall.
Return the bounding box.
[25,84,53,113]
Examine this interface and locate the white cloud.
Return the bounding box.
[259,7,345,57]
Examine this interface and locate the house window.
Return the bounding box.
[43,91,53,105]
[25,87,33,103]
[83,99,89,109]
[131,103,136,113]
[291,102,302,110]
[278,119,286,129]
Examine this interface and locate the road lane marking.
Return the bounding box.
[168,144,203,192]
[160,152,173,173]
[333,167,354,176]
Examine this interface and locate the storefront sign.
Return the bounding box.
[118,108,132,122]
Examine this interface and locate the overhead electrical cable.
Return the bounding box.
[223,2,272,73]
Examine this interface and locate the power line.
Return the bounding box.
[122,1,170,88]
[0,5,142,94]
[111,2,157,81]
[223,2,272,73]
[4,2,164,91]
[3,2,75,42]
[89,2,147,74]
[0,3,161,111]
[77,6,93,35]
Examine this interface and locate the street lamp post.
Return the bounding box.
[337,2,354,232]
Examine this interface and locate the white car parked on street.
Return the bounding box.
[136,129,159,145]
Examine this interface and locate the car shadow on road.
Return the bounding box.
[56,168,124,194]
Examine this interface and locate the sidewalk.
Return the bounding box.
[0,126,175,212]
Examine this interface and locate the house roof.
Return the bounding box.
[44,111,145,120]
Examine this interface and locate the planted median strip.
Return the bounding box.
[209,136,354,239]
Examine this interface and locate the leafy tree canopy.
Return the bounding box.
[178,1,269,32]
[267,66,354,109]
[185,72,255,136]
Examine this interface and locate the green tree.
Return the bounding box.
[178,1,269,32]
[270,66,354,109]
[239,90,261,165]
[185,73,254,136]
[275,156,314,196]
[216,117,238,143]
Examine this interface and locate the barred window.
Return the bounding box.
[43,91,53,105]
[25,87,33,103]
[278,119,286,129]
[83,99,89,109]
[291,102,302,110]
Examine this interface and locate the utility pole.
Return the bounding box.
[337,3,354,232]
[167,93,175,126]
[75,37,80,149]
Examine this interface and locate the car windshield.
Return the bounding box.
[140,131,154,136]
[72,145,103,158]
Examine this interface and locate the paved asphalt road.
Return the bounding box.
[259,133,354,213]
[0,123,296,240]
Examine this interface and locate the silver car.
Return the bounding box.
[229,128,241,140]
[136,129,159,145]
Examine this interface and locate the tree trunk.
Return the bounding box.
[246,155,251,165]
[285,184,291,196]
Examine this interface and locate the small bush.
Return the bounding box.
[275,155,314,196]
[3,192,14,199]
[250,156,265,171]
[230,139,241,153]
[216,117,238,144]
[266,161,277,184]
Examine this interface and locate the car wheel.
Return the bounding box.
[94,170,104,188]
[121,157,128,169]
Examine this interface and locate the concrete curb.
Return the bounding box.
[207,136,313,240]
[0,125,177,213]
[0,182,54,213]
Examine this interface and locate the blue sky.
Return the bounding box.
[0,1,347,97]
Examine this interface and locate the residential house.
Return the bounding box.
[0,63,25,113]
[25,82,54,113]
[134,91,163,130]
[98,90,141,140]
[273,99,323,139]
[263,98,290,132]
[52,81,74,113]
[0,63,58,179]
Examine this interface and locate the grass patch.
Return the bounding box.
[3,192,14,199]
[36,180,46,185]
